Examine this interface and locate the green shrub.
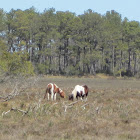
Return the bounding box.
[0,51,34,76]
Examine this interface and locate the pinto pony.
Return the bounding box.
[69,85,89,101]
[44,83,65,101]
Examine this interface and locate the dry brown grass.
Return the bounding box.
[0,76,140,140]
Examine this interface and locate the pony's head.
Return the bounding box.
[69,94,73,100]
[59,89,66,98]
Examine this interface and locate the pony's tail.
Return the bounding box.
[44,88,49,99]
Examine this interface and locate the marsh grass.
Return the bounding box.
[0,76,140,139]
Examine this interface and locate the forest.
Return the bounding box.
[0,7,140,77]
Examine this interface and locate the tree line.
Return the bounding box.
[0,7,140,77]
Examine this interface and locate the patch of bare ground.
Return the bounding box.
[0,76,140,140]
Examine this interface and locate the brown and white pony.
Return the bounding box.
[69,85,89,101]
[44,83,65,101]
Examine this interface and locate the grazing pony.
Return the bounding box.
[44,83,65,101]
[69,85,89,101]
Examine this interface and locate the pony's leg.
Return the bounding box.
[82,95,86,102]
[76,92,79,100]
[47,93,50,100]
[80,91,84,101]
[85,95,88,101]
[54,93,57,101]
[85,93,88,102]
[51,93,54,101]
[80,94,83,101]
[50,86,54,101]
[76,95,78,100]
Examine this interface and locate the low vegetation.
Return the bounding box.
[0,76,140,140]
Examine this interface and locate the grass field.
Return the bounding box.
[0,76,140,140]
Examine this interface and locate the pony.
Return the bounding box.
[44,83,65,101]
[69,85,89,101]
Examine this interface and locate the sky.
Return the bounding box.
[1,0,140,21]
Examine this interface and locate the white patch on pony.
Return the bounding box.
[72,88,77,99]
[71,85,86,100]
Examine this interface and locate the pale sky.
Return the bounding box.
[1,0,140,21]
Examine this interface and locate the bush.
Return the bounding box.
[0,51,34,76]
[65,64,82,76]
[36,63,49,74]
